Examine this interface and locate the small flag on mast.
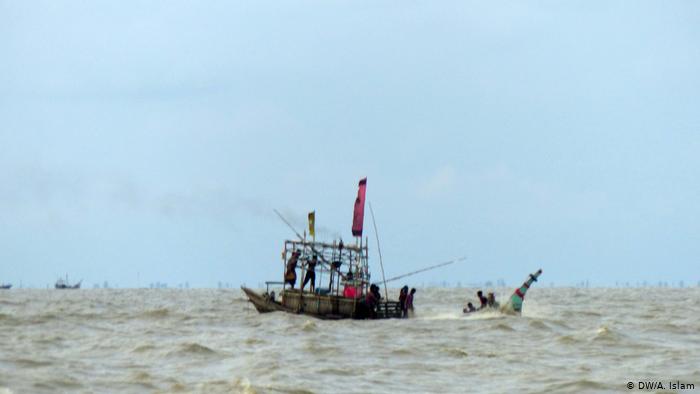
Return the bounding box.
[308,211,315,238]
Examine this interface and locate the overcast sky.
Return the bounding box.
[1,1,698,287]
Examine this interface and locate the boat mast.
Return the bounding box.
[369,202,389,300]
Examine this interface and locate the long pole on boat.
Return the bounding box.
[369,202,389,300]
[380,256,466,284]
[274,209,305,240]
[273,209,344,279]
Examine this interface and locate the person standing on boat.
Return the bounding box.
[285,250,300,289]
[364,284,380,318]
[399,286,409,314]
[405,288,416,318]
[476,290,488,309]
[301,253,317,293]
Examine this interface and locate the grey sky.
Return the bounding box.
[1,1,698,287]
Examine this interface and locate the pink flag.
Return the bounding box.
[352,178,367,237]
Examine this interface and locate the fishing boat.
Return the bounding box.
[241,239,403,320]
[0,283,11,290]
[242,178,404,320]
[55,276,81,289]
[464,269,542,315]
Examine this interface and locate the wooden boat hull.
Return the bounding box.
[241,287,289,314]
[241,287,403,320]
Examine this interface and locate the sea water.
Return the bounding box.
[1,287,698,393]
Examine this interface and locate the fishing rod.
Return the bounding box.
[377,256,467,285]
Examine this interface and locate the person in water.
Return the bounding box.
[301,254,317,293]
[463,302,476,313]
[405,288,416,318]
[285,250,300,288]
[477,290,488,309]
[487,292,499,308]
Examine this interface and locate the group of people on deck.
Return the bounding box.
[398,285,416,318]
[464,290,499,313]
[284,249,417,318]
[363,284,415,318]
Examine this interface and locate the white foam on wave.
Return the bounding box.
[463,310,507,320]
[417,309,507,321]
[416,310,464,320]
[234,378,257,394]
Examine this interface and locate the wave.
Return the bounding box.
[0,313,17,324]
[390,348,417,356]
[463,310,508,321]
[124,371,158,390]
[442,347,469,358]
[131,344,157,353]
[169,342,219,357]
[0,300,24,306]
[233,378,259,394]
[302,342,340,356]
[528,319,550,331]
[301,320,317,332]
[318,367,352,376]
[10,358,53,368]
[141,308,171,318]
[27,313,60,325]
[543,379,611,393]
[418,311,464,320]
[592,325,621,343]
[556,334,581,345]
[32,377,83,390]
[244,337,266,346]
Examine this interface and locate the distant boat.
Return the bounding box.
[0,283,11,290]
[55,276,81,289]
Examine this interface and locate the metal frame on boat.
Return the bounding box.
[242,237,403,319]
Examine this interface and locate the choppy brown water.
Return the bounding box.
[1,288,699,393]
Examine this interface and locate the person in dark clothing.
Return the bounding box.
[285,250,300,288]
[477,290,488,309]
[301,254,317,293]
[328,260,342,292]
[363,284,380,318]
[372,284,382,301]
[487,292,499,308]
[398,285,409,315]
[463,302,476,313]
[405,288,416,317]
